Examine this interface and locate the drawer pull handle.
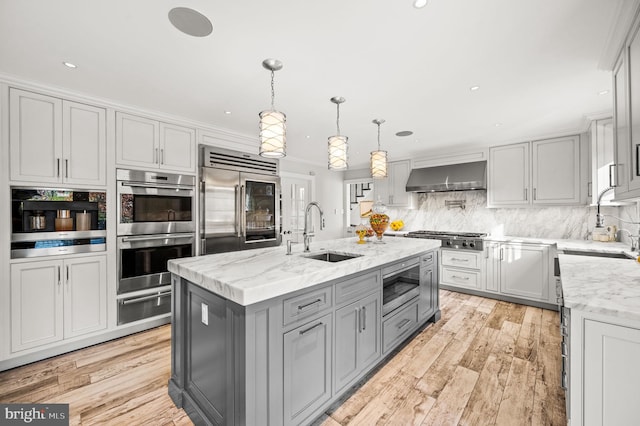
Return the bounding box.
[298,298,322,311]
[397,318,412,330]
[299,322,323,335]
[451,275,470,281]
[450,257,469,262]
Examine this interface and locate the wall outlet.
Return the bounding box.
[201,302,208,325]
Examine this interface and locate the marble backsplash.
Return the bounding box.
[383,191,639,241]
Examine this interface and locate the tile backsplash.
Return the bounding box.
[383,191,639,241]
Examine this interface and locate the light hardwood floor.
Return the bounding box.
[0,290,566,425]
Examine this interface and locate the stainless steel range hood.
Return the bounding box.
[405,161,487,192]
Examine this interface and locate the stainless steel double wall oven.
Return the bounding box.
[116,169,195,325]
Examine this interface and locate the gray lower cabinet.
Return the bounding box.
[418,252,438,322]
[334,291,381,393]
[283,313,333,426]
[169,249,439,426]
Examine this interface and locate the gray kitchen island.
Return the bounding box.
[167,237,441,425]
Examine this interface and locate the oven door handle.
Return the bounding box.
[121,234,194,243]
[121,291,171,305]
[120,181,194,192]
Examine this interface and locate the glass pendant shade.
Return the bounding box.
[259,110,286,158]
[328,135,348,170]
[370,150,388,178]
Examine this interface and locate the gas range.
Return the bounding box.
[405,230,487,251]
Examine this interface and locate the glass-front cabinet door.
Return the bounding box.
[242,173,281,246]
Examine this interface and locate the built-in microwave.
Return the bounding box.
[116,168,195,236]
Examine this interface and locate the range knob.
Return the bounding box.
[462,241,468,247]
[469,242,475,248]
[446,241,452,246]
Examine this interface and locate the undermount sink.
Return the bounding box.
[304,251,363,262]
[563,250,634,259]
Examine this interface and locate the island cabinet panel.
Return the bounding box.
[283,313,333,426]
[582,319,640,425]
[334,291,381,393]
[419,252,438,322]
[185,284,233,425]
[282,286,333,326]
[169,247,440,426]
[382,300,419,354]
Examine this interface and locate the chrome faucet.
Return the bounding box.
[618,228,640,252]
[595,187,614,228]
[303,202,325,252]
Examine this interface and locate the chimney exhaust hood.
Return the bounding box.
[405,161,487,193]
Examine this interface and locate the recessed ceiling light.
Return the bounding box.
[62,62,77,69]
[306,135,311,139]
[494,123,503,127]
[396,131,414,137]
[470,86,480,91]
[413,0,429,8]
[168,7,213,37]
[224,111,232,115]
[599,90,610,95]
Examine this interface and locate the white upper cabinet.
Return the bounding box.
[116,112,195,173]
[532,136,581,205]
[373,160,417,208]
[488,142,530,206]
[613,13,640,199]
[488,136,582,207]
[9,88,106,186]
[62,101,107,186]
[589,118,618,205]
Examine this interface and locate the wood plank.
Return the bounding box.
[420,366,479,425]
[383,387,436,425]
[458,325,500,373]
[415,337,469,398]
[514,306,542,362]
[458,320,522,426]
[485,301,512,330]
[494,357,537,425]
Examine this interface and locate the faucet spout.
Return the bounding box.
[303,202,324,252]
[595,187,614,228]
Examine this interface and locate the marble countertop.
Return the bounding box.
[485,235,633,254]
[168,237,440,306]
[559,254,640,322]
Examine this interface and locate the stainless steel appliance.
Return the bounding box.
[116,168,196,325]
[405,230,486,251]
[200,146,281,254]
[116,231,194,325]
[116,168,196,236]
[382,258,421,316]
[117,233,194,294]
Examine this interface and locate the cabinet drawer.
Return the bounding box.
[440,266,482,289]
[421,252,435,266]
[283,285,333,326]
[382,301,418,354]
[335,271,380,305]
[382,257,419,278]
[441,250,481,269]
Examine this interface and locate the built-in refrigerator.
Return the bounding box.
[200,146,281,254]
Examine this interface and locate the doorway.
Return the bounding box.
[281,173,315,244]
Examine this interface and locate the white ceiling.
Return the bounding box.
[0,0,632,169]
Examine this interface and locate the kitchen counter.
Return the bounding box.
[486,235,632,254]
[168,237,440,306]
[559,254,640,322]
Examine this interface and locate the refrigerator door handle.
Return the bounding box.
[240,184,246,238]
[235,184,241,238]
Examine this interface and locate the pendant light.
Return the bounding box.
[370,119,388,178]
[328,96,348,170]
[259,58,286,158]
